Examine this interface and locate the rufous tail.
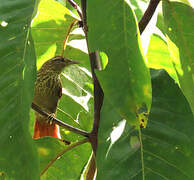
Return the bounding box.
[33,116,61,139]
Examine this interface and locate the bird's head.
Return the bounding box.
[40,56,79,73]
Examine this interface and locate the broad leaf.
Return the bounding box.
[34,137,91,179]
[147,34,179,83]
[0,0,39,179]
[162,1,194,114]
[35,137,66,172]
[31,0,78,66]
[97,69,194,179]
[40,139,91,180]
[87,0,152,126]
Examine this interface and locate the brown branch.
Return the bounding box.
[40,138,89,176]
[67,0,83,20]
[31,103,89,138]
[138,0,161,34]
[88,53,104,153]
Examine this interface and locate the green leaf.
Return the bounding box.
[34,137,66,172]
[0,0,39,179]
[31,0,78,67]
[34,137,91,179]
[40,139,91,180]
[147,34,179,83]
[162,1,194,114]
[97,69,194,179]
[60,65,93,131]
[87,0,152,126]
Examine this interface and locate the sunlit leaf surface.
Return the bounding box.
[0,0,39,179]
[87,0,152,127]
[163,1,194,114]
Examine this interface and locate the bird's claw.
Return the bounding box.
[47,113,55,125]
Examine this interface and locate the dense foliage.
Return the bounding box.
[0,0,193,179]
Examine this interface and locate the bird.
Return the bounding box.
[32,56,79,139]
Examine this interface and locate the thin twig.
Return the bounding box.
[138,0,161,34]
[31,103,89,138]
[61,19,78,57]
[67,0,83,20]
[40,138,89,176]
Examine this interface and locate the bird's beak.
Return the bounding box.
[64,58,80,65]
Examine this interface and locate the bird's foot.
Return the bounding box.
[47,113,55,124]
